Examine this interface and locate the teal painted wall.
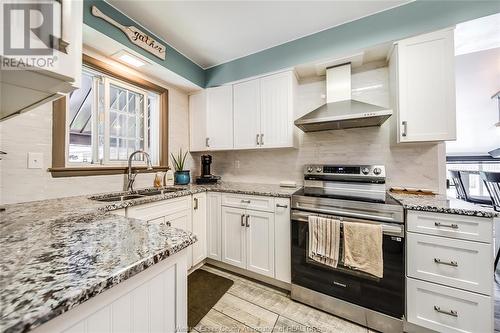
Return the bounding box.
[83,0,205,87]
[205,1,500,87]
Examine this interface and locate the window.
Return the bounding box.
[67,69,160,166]
[446,162,500,198]
[50,55,168,177]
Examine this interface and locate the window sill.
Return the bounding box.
[48,166,170,178]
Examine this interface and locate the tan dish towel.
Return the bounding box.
[343,221,383,278]
[308,215,341,268]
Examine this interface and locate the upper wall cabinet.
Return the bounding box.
[189,86,233,151]
[389,28,456,143]
[0,0,83,120]
[189,71,297,152]
[234,71,297,150]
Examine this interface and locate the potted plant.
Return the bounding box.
[170,148,190,185]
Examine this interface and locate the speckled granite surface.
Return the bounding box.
[389,192,499,218]
[0,181,297,333]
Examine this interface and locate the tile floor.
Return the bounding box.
[192,265,375,333]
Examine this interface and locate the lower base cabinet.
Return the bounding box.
[32,250,188,333]
[407,278,492,333]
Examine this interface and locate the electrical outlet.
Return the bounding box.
[234,160,240,169]
[27,152,43,169]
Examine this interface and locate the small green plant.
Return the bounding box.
[170,148,188,171]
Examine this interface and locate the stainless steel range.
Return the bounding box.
[291,164,405,333]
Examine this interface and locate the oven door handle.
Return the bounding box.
[294,204,398,223]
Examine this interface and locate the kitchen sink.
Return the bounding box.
[136,188,185,196]
[91,187,185,202]
[94,194,145,202]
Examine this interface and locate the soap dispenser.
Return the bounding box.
[164,169,174,186]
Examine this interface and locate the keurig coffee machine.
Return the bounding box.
[195,155,220,184]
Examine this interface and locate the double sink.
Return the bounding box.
[92,188,185,202]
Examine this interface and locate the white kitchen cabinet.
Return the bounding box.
[191,193,207,267]
[233,79,261,149]
[389,28,456,143]
[189,92,207,152]
[260,72,296,148]
[221,206,247,269]
[274,198,291,283]
[1,0,83,120]
[206,85,234,150]
[207,192,222,261]
[32,250,187,333]
[245,210,275,277]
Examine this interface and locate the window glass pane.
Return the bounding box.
[68,72,93,163]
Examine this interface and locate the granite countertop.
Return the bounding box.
[0,181,298,333]
[389,192,499,218]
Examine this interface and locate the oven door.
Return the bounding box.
[291,209,405,319]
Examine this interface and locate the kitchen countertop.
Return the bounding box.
[389,192,499,218]
[0,181,298,333]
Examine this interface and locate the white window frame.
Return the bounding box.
[66,69,152,167]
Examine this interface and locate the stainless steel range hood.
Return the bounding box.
[295,63,392,132]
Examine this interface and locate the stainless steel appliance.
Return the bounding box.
[294,64,392,132]
[291,164,405,333]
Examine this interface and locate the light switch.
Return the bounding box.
[28,152,43,169]
[234,160,240,169]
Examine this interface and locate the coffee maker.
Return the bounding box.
[195,155,220,184]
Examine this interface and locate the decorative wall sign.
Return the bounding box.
[91,5,166,60]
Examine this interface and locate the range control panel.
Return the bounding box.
[304,164,386,178]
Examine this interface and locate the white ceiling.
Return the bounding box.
[107,0,411,69]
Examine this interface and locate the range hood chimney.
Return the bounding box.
[294,63,392,132]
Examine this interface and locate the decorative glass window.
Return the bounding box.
[67,68,159,166]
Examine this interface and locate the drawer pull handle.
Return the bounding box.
[166,221,171,227]
[434,306,458,317]
[333,281,347,288]
[240,214,245,227]
[241,200,251,204]
[276,204,288,208]
[434,258,458,267]
[434,222,459,229]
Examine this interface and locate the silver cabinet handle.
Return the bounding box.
[205,137,210,148]
[434,222,459,229]
[434,306,458,317]
[260,134,264,145]
[240,214,245,227]
[193,197,198,210]
[401,121,407,137]
[245,214,250,227]
[434,258,458,267]
[276,203,288,208]
[241,199,251,204]
[333,281,347,288]
[256,134,260,146]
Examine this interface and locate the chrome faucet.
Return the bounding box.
[126,150,153,191]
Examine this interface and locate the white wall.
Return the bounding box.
[446,47,500,156]
[192,67,445,192]
[0,85,192,205]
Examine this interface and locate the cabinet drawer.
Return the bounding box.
[221,193,275,212]
[127,196,191,220]
[407,211,492,243]
[407,278,492,333]
[407,233,493,295]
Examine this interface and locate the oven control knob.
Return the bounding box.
[373,167,382,175]
[307,167,313,173]
[316,167,322,173]
[362,167,370,175]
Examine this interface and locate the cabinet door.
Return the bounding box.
[245,210,275,277]
[191,193,207,266]
[260,72,294,148]
[221,206,246,269]
[233,79,261,149]
[189,92,207,152]
[206,85,233,150]
[274,198,291,283]
[396,28,456,142]
[207,193,222,261]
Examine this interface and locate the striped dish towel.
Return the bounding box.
[308,215,341,268]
